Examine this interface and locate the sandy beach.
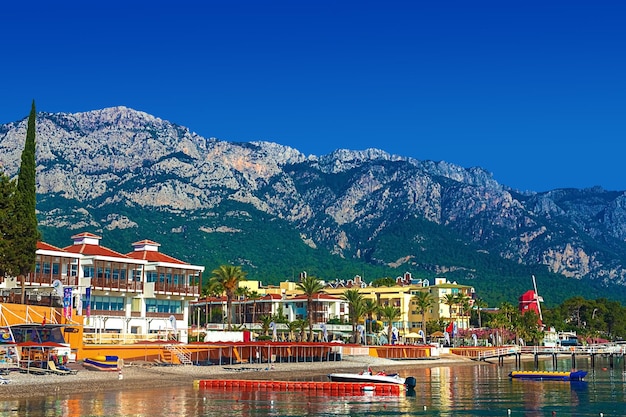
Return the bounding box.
[0,353,482,400]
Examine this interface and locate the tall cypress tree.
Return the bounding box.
[15,100,40,303]
[0,173,18,279]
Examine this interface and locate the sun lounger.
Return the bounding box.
[47,361,71,375]
[57,364,78,375]
[19,366,48,375]
[0,376,10,385]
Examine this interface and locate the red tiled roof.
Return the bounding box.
[63,243,130,258]
[37,241,66,252]
[125,250,188,265]
[291,293,340,301]
[132,239,160,247]
[70,232,102,240]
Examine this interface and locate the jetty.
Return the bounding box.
[459,344,626,370]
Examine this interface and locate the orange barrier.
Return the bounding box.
[195,379,404,395]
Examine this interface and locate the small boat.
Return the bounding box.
[83,355,123,371]
[328,367,417,388]
[508,370,587,381]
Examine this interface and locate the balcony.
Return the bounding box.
[153,282,199,297]
[26,273,79,288]
[91,277,144,293]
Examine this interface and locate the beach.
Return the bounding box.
[0,353,480,400]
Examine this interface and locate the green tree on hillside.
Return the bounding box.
[15,101,41,303]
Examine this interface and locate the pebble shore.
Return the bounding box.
[0,354,479,400]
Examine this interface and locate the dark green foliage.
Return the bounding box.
[543,297,626,340]
[0,173,18,277]
[14,101,41,276]
[37,194,626,309]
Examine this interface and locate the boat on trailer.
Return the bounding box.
[509,370,587,381]
[328,368,417,388]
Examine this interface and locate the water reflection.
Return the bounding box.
[1,356,625,416]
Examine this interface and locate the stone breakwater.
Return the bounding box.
[0,354,477,400]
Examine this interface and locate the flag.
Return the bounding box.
[446,321,454,334]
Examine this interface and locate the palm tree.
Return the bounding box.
[499,302,516,323]
[235,286,249,325]
[490,313,509,345]
[259,315,272,337]
[474,298,487,328]
[296,275,324,341]
[247,290,262,326]
[296,318,308,342]
[287,320,301,342]
[413,291,434,338]
[209,265,247,330]
[342,289,366,343]
[456,293,471,330]
[363,299,379,345]
[379,304,401,345]
[442,293,457,319]
[201,280,223,326]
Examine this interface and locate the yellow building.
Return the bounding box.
[323,274,475,337]
[200,273,475,339]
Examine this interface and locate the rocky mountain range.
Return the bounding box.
[2,106,626,305]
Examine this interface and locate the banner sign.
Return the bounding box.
[85,287,91,318]
[63,287,73,319]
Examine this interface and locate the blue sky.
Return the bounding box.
[1,1,624,192]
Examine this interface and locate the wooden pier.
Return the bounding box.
[469,345,626,370]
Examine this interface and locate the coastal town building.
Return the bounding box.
[192,272,476,341]
[0,232,204,343]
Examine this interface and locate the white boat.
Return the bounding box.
[328,368,416,388]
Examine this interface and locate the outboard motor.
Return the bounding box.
[404,376,417,389]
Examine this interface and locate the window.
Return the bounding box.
[144,272,156,283]
[90,295,124,311]
[145,299,182,314]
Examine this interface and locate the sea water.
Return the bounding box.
[0,356,625,417]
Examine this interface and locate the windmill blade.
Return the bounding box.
[532,275,543,322]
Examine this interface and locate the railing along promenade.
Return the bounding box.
[470,344,626,369]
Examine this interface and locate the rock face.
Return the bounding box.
[2,106,626,287]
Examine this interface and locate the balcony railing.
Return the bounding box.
[153,282,199,297]
[90,277,144,292]
[26,273,80,288]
